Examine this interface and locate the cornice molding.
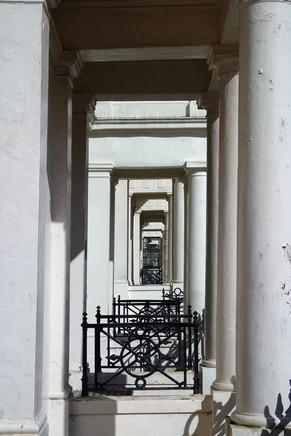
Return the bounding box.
[198,93,219,115]
[208,45,239,76]
[184,160,207,175]
[73,94,96,114]
[48,0,60,7]
[54,51,83,80]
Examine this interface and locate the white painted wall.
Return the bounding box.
[94,100,206,120]
[0,3,50,433]
[89,133,206,168]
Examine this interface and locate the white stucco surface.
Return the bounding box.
[0,3,49,431]
[89,133,206,168]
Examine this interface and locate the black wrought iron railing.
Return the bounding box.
[81,305,203,396]
[113,294,182,325]
[162,286,184,301]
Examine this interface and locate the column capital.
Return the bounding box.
[174,175,186,185]
[198,93,219,115]
[184,161,207,176]
[208,45,239,77]
[88,163,114,178]
[73,94,95,114]
[54,51,83,81]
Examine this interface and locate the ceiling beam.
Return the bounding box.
[73,60,211,96]
[53,4,219,50]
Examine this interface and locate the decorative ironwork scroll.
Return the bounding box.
[81,303,203,396]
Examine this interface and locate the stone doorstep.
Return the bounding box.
[69,393,212,416]
[227,421,291,436]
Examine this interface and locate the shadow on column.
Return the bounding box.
[261,381,291,435]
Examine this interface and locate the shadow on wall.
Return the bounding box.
[261,381,291,436]
[183,396,212,436]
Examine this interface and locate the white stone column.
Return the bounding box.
[87,164,114,317]
[133,210,141,285]
[172,178,185,291]
[127,194,133,285]
[69,96,91,391]
[47,69,73,436]
[201,95,220,394]
[167,194,173,283]
[0,2,50,434]
[212,57,238,395]
[114,179,129,298]
[209,51,238,436]
[184,162,207,313]
[183,178,190,304]
[229,2,291,433]
[163,211,169,283]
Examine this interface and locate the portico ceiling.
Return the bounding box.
[73,60,211,97]
[52,0,239,97]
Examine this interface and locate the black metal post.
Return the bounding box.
[95,306,102,390]
[187,305,193,370]
[81,312,88,397]
[193,311,201,394]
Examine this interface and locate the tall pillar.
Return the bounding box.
[0,2,50,434]
[229,3,291,433]
[209,49,238,435]
[87,164,114,317]
[163,211,169,283]
[183,177,190,305]
[167,194,173,283]
[133,211,141,285]
[69,95,91,391]
[201,95,220,394]
[172,178,185,291]
[184,162,207,313]
[114,179,129,298]
[47,68,74,436]
[127,194,133,285]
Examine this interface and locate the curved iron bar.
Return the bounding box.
[81,305,204,395]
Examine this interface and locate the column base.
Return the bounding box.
[114,280,128,299]
[0,414,48,435]
[201,363,216,395]
[226,419,291,436]
[172,282,184,292]
[48,396,69,436]
[231,410,291,429]
[69,368,83,392]
[212,389,236,436]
